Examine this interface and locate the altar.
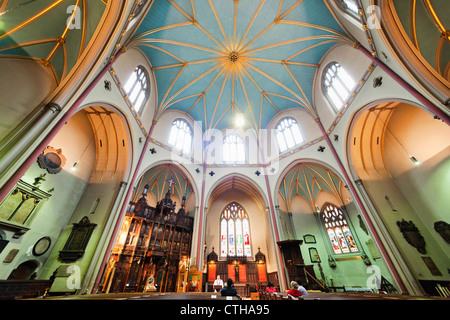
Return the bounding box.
[205,248,274,297]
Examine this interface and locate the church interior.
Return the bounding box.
[0,0,449,303]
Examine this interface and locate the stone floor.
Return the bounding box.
[22,291,448,319]
[33,290,449,300]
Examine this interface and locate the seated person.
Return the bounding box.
[265,282,277,293]
[220,278,238,297]
[287,281,302,298]
[295,278,308,296]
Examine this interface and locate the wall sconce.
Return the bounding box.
[71,162,79,171]
[410,156,421,166]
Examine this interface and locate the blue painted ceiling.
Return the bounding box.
[130,0,349,132]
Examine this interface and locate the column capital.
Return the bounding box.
[45,102,62,113]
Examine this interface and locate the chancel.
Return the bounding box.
[0,0,449,302]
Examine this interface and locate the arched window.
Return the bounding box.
[220,202,251,258]
[223,134,245,163]
[124,66,150,113]
[275,117,304,153]
[321,203,358,254]
[168,118,193,155]
[335,0,361,20]
[322,62,356,112]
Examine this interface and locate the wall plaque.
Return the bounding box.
[396,219,426,254]
[434,221,450,244]
[59,216,96,262]
[37,146,66,174]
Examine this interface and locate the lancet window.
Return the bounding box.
[322,62,356,112]
[223,134,245,163]
[220,202,251,258]
[275,117,304,153]
[321,203,358,254]
[124,66,150,113]
[168,119,193,155]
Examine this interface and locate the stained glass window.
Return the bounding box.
[275,117,304,153]
[220,202,251,258]
[322,62,356,112]
[124,66,150,113]
[321,203,358,254]
[168,119,193,155]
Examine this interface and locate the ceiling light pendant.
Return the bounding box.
[235,113,245,127]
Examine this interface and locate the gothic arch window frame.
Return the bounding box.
[321,61,357,113]
[124,65,150,114]
[275,116,305,153]
[219,202,252,259]
[167,118,193,155]
[222,133,246,163]
[126,0,151,32]
[335,0,362,22]
[320,203,359,255]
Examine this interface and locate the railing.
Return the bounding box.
[304,269,327,291]
[0,280,53,300]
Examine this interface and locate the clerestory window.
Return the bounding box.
[275,117,304,153]
[124,66,150,114]
[322,62,356,112]
[223,134,245,163]
[168,118,193,155]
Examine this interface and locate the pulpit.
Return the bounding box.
[277,240,307,284]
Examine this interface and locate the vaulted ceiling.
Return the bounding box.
[391,0,449,80]
[129,0,350,133]
[0,0,107,81]
[132,163,194,205]
[278,162,345,212]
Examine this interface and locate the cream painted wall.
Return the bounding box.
[345,100,450,285]
[0,56,58,142]
[315,43,373,129]
[0,111,95,279]
[204,188,278,272]
[383,104,450,277]
[113,47,157,128]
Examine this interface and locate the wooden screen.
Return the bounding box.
[257,264,267,281]
[208,264,216,281]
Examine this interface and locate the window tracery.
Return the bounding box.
[321,203,359,254]
[220,202,251,258]
[223,134,245,163]
[336,0,361,21]
[168,118,193,155]
[275,117,304,153]
[124,66,150,113]
[322,62,356,112]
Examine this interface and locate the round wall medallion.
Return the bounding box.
[33,236,51,256]
[37,146,66,174]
